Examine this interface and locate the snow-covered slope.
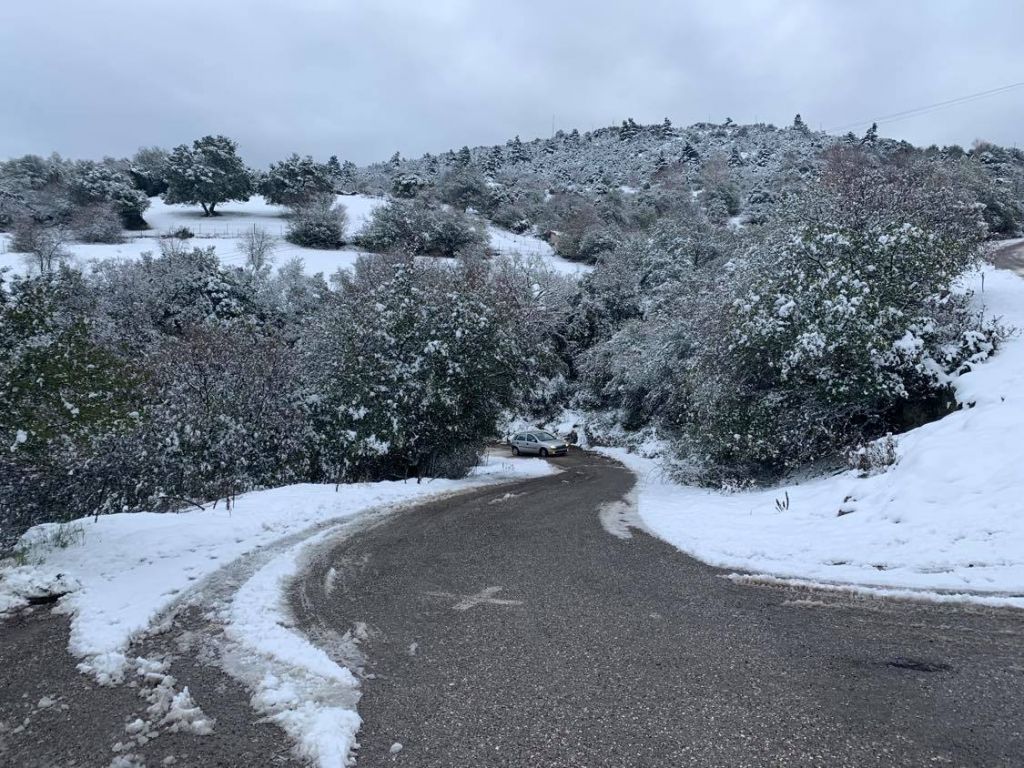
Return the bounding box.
[1,194,589,278]
[603,264,1024,607]
[486,224,591,276]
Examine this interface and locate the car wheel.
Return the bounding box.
[539,448,549,458]
[511,445,520,456]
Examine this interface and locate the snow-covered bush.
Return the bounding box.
[676,155,999,481]
[357,200,485,258]
[71,202,123,243]
[285,194,346,249]
[572,219,734,428]
[240,225,276,276]
[306,254,532,481]
[436,166,489,211]
[391,172,427,199]
[88,245,258,350]
[67,161,150,229]
[0,270,140,543]
[846,436,898,477]
[9,218,70,273]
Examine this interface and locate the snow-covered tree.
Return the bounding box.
[129,146,170,196]
[162,135,253,216]
[67,160,150,229]
[357,200,486,258]
[259,153,335,206]
[308,255,526,481]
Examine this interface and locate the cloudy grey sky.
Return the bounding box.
[1,1,1022,166]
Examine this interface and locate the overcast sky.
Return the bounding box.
[2,1,1022,166]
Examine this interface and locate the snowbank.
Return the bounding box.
[0,454,557,682]
[602,265,1024,608]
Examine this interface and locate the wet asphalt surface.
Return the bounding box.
[2,448,1023,767]
[990,239,1024,273]
[293,449,1024,768]
[0,605,303,768]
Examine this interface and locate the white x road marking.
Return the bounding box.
[426,586,523,611]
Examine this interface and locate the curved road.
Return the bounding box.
[293,449,1024,767]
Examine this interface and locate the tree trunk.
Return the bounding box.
[200,202,210,216]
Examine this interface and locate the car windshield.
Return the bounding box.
[530,431,557,441]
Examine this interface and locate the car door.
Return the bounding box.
[525,434,539,454]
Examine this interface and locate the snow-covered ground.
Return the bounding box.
[0,194,589,278]
[601,264,1024,609]
[486,225,592,276]
[0,453,556,767]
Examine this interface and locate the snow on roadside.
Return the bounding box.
[0,453,557,686]
[218,524,364,768]
[600,265,1024,608]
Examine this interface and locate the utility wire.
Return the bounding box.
[825,80,1024,134]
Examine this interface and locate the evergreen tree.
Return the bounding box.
[163,135,252,216]
[506,136,527,164]
[259,154,335,207]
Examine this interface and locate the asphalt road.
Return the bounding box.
[990,238,1024,274]
[293,449,1024,768]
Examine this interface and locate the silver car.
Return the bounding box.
[509,430,568,457]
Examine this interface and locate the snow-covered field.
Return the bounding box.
[486,224,591,275]
[0,194,588,278]
[602,264,1024,608]
[0,453,556,767]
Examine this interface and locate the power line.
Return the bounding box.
[824,80,1024,134]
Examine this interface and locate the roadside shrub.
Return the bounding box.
[677,166,996,481]
[847,436,898,477]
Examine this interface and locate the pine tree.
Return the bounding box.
[506,136,527,164]
[619,118,641,141]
